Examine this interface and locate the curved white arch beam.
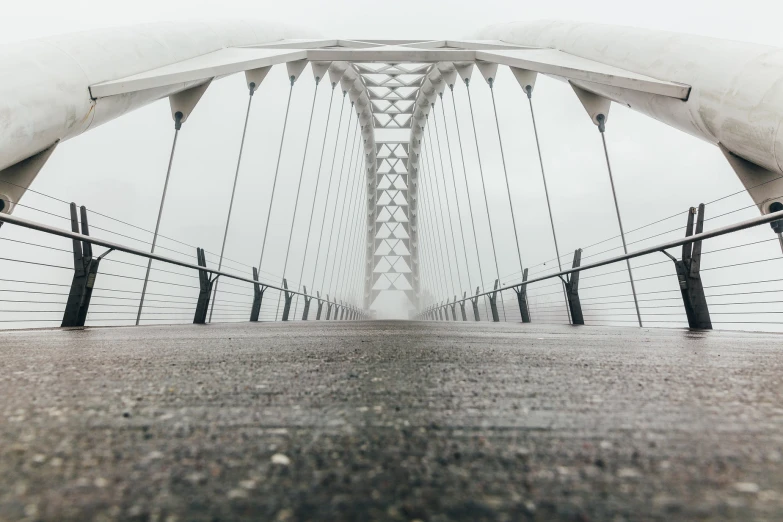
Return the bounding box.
[0,20,319,210]
[0,20,320,172]
[477,20,783,215]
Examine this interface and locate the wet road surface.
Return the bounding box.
[1,320,783,521]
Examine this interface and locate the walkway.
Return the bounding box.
[1,321,782,520]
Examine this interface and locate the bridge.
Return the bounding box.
[1,18,783,520]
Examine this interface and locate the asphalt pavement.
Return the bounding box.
[1,320,782,521]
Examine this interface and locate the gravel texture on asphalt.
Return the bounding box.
[1,320,783,521]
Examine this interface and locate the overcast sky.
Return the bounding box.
[1,0,782,326]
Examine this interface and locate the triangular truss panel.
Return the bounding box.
[348,59,441,310]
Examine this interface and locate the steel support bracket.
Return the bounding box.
[0,141,58,219]
[488,279,500,322]
[62,203,109,327]
[316,291,324,320]
[302,286,312,320]
[194,247,215,324]
[563,249,585,325]
[169,80,212,125]
[281,279,294,321]
[513,268,531,323]
[471,286,481,321]
[250,267,266,322]
[668,204,712,329]
[570,82,611,128]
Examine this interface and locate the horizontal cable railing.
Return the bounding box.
[417,203,783,330]
[0,195,366,328]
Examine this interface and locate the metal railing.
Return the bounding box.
[415,205,783,329]
[0,206,368,327]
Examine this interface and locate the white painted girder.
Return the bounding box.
[478,20,783,214]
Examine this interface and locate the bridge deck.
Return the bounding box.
[1,321,782,521]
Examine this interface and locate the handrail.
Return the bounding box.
[417,209,783,315]
[0,211,362,311]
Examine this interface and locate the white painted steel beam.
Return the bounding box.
[0,20,319,175]
[478,19,783,211]
[476,49,690,99]
[307,46,476,63]
[90,48,307,98]
[91,44,688,101]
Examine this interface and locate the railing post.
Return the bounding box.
[340,301,346,320]
[194,248,215,324]
[667,204,712,329]
[326,295,333,320]
[513,268,531,323]
[281,279,293,321]
[487,279,500,322]
[460,291,468,321]
[450,296,458,321]
[442,300,449,321]
[316,291,324,320]
[563,249,584,325]
[301,285,312,320]
[437,306,443,321]
[62,204,111,327]
[250,267,265,322]
[471,286,481,321]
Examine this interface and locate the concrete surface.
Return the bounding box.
[1,320,783,521]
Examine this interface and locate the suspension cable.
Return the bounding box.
[310,93,348,298]
[136,112,182,325]
[337,141,365,303]
[321,108,357,292]
[422,130,456,297]
[525,88,572,324]
[292,83,337,319]
[488,79,525,290]
[420,173,443,308]
[352,165,368,307]
[420,137,450,300]
[256,80,296,280]
[274,78,322,320]
[431,101,464,296]
[207,86,255,323]
[331,124,363,298]
[346,160,365,308]
[598,116,643,327]
[449,84,489,319]
[464,78,506,320]
[422,119,461,298]
[439,94,472,297]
